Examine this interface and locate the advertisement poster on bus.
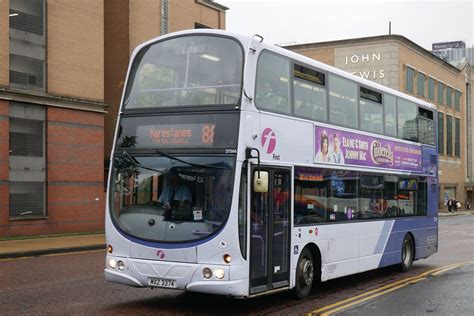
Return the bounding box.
[314,125,422,172]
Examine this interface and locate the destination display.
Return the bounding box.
[137,123,215,147]
[116,113,239,150]
[314,125,422,172]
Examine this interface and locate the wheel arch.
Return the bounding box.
[302,242,322,282]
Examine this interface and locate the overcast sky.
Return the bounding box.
[219,0,473,50]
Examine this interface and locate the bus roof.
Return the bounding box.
[132,29,436,111]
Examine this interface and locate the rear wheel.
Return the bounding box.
[294,248,315,299]
[400,234,414,272]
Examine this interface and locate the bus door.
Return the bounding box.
[250,167,291,294]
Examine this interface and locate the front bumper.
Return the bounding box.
[104,255,249,297]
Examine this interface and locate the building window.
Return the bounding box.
[446,86,452,108]
[428,77,435,101]
[455,117,460,157]
[329,75,357,128]
[455,90,461,112]
[406,67,415,93]
[417,73,425,97]
[9,102,46,219]
[446,114,453,155]
[438,112,444,154]
[9,0,46,92]
[438,82,444,105]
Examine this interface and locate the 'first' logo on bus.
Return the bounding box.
[261,128,277,154]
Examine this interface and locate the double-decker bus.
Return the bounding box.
[105,29,438,299]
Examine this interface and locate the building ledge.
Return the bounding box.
[0,87,109,113]
[196,0,229,11]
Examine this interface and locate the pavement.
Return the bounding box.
[0,210,472,260]
[0,233,105,259]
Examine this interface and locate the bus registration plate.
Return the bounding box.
[148,278,177,289]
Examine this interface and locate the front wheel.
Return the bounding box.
[294,248,315,299]
[400,234,414,272]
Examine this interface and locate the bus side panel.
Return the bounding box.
[377,217,430,268]
[358,220,395,273]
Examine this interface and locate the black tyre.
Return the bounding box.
[294,248,315,299]
[400,234,415,272]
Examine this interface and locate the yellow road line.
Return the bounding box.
[308,262,474,316]
[309,265,452,315]
[320,278,426,316]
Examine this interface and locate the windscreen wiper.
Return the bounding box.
[155,149,230,170]
[121,150,163,173]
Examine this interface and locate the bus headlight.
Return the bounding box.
[109,259,116,269]
[214,268,225,279]
[203,267,212,279]
[117,260,125,271]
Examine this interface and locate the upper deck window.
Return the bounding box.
[255,51,291,114]
[123,35,243,109]
[329,75,357,128]
[293,64,326,121]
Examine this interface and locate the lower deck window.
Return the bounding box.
[294,167,428,225]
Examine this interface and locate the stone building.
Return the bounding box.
[286,35,469,209]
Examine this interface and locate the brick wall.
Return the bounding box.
[170,0,223,32]
[47,0,104,102]
[46,107,105,235]
[0,105,105,237]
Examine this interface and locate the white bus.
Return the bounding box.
[105,29,438,299]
